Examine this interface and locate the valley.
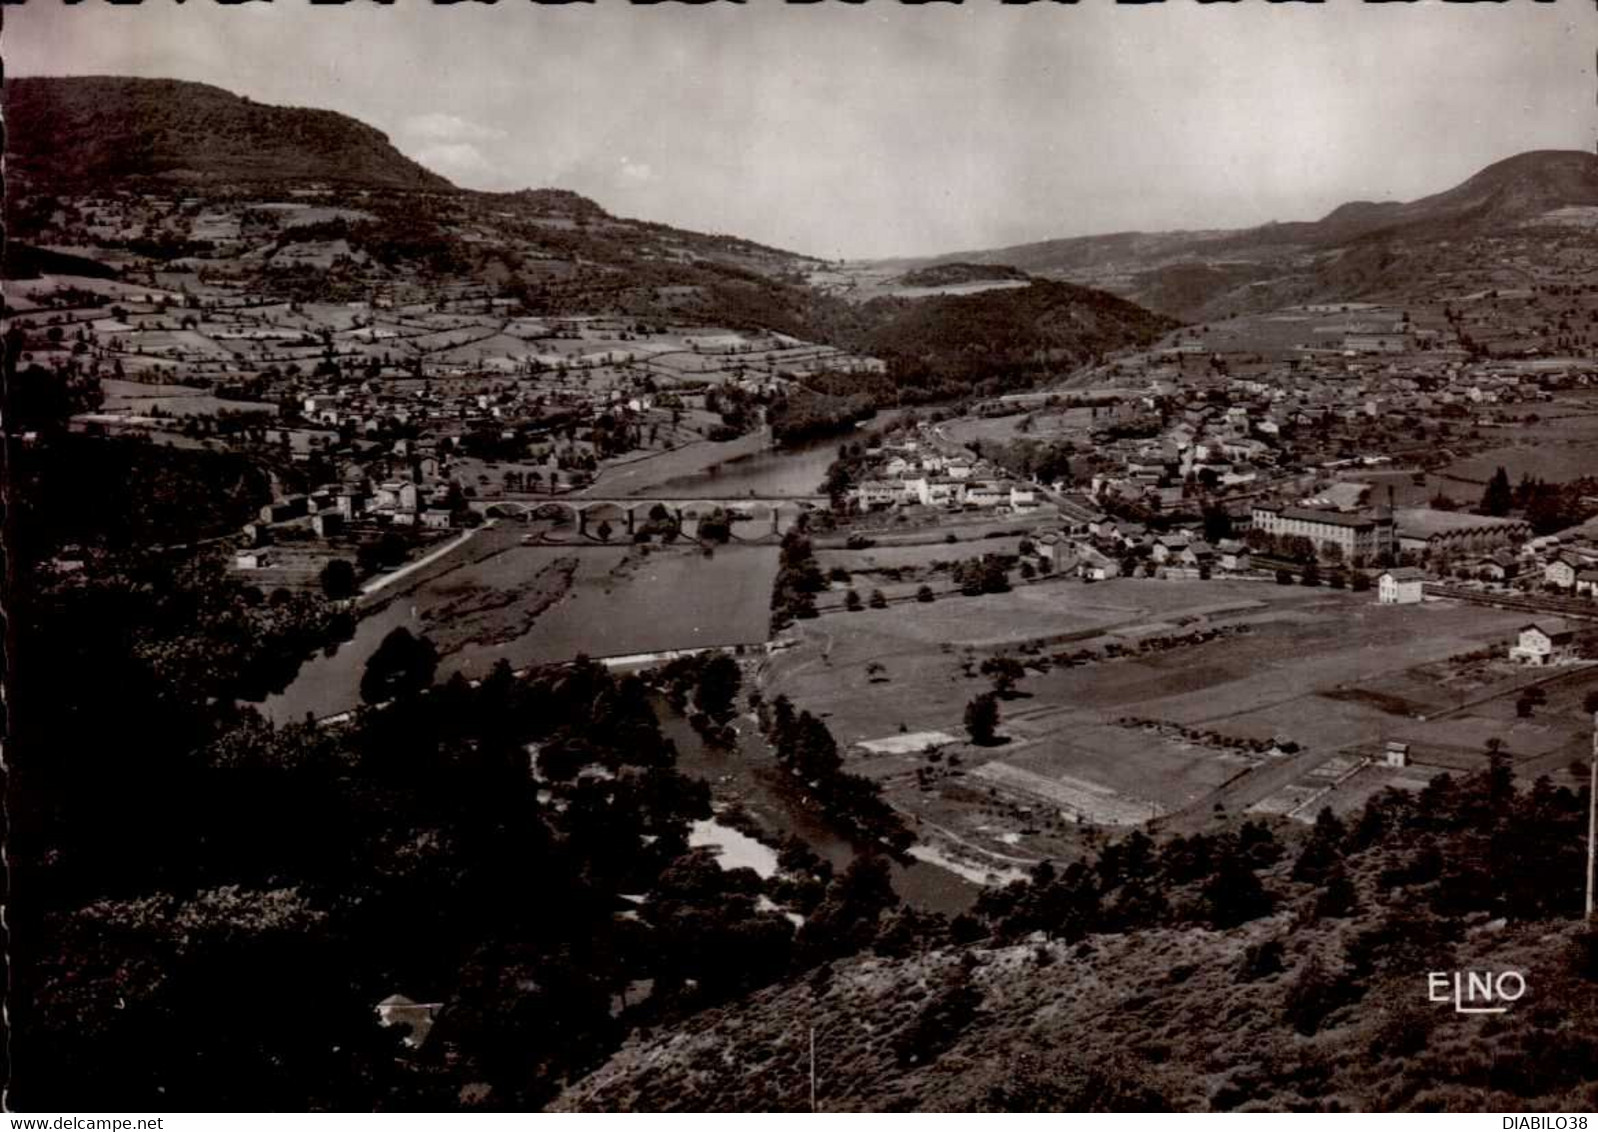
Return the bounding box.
[13,67,1598,1114]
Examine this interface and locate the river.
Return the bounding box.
[265,426,877,724]
[645,433,850,498]
[260,421,979,910]
[662,706,979,915]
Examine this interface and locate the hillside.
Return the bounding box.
[895,150,1598,321]
[4,76,454,192]
[556,758,1598,1112]
[556,921,1597,1112]
[3,76,1177,403]
[839,280,1179,399]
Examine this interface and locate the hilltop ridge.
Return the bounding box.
[893,149,1598,321]
[4,76,456,192]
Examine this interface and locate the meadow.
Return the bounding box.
[759,578,1591,869]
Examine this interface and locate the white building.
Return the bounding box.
[1509,621,1580,666]
[1377,568,1426,605]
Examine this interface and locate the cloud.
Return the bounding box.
[618,156,657,185]
[400,113,507,145]
[392,113,511,188]
[411,143,501,186]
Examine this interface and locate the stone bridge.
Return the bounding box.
[471,495,826,542]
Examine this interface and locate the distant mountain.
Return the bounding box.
[4,76,454,192]
[897,150,1598,321]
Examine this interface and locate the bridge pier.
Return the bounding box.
[577,510,588,537]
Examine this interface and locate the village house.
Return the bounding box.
[1180,540,1217,569]
[1150,532,1190,564]
[1509,620,1582,666]
[1055,543,1114,581]
[855,479,906,510]
[1546,555,1580,590]
[1217,539,1251,572]
[1377,567,1426,605]
[963,482,1005,508]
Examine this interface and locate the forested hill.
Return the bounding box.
[845,279,1179,397]
[4,77,454,192]
[558,752,1598,1112]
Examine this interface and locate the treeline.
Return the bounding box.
[770,527,825,630]
[950,554,1014,596]
[962,737,1593,1043]
[1479,468,1598,535]
[973,436,1074,484]
[767,385,879,446]
[759,694,915,857]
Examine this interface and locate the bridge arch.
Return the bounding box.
[576,500,632,541]
[727,501,778,542]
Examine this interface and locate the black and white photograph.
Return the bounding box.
[5,0,1598,1114]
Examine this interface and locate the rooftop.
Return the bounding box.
[1394,508,1529,539]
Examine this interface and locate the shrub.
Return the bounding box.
[1283,958,1360,1036]
[1236,938,1285,982]
[892,978,983,1067]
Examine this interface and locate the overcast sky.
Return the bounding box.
[9,1,1594,259]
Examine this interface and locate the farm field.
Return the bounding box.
[99,377,280,418]
[759,579,1598,869]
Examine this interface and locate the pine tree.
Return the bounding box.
[1480,465,1513,517]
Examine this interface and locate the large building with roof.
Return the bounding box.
[1393,508,1530,556]
[1250,503,1395,562]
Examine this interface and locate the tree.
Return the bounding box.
[980,656,1026,699]
[693,653,742,722]
[319,558,357,600]
[1202,503,1233,544]
[980,557,1011,594]
[868,589,888,609]
[845,589,863,612]
[965,693,1000,746]
[359,627,438,704]
[1201,852,1273,929]
[915,585,935,603]
[1480,466,1513,517]
[1275,568,1295,586]
[1301,561,1321,587]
